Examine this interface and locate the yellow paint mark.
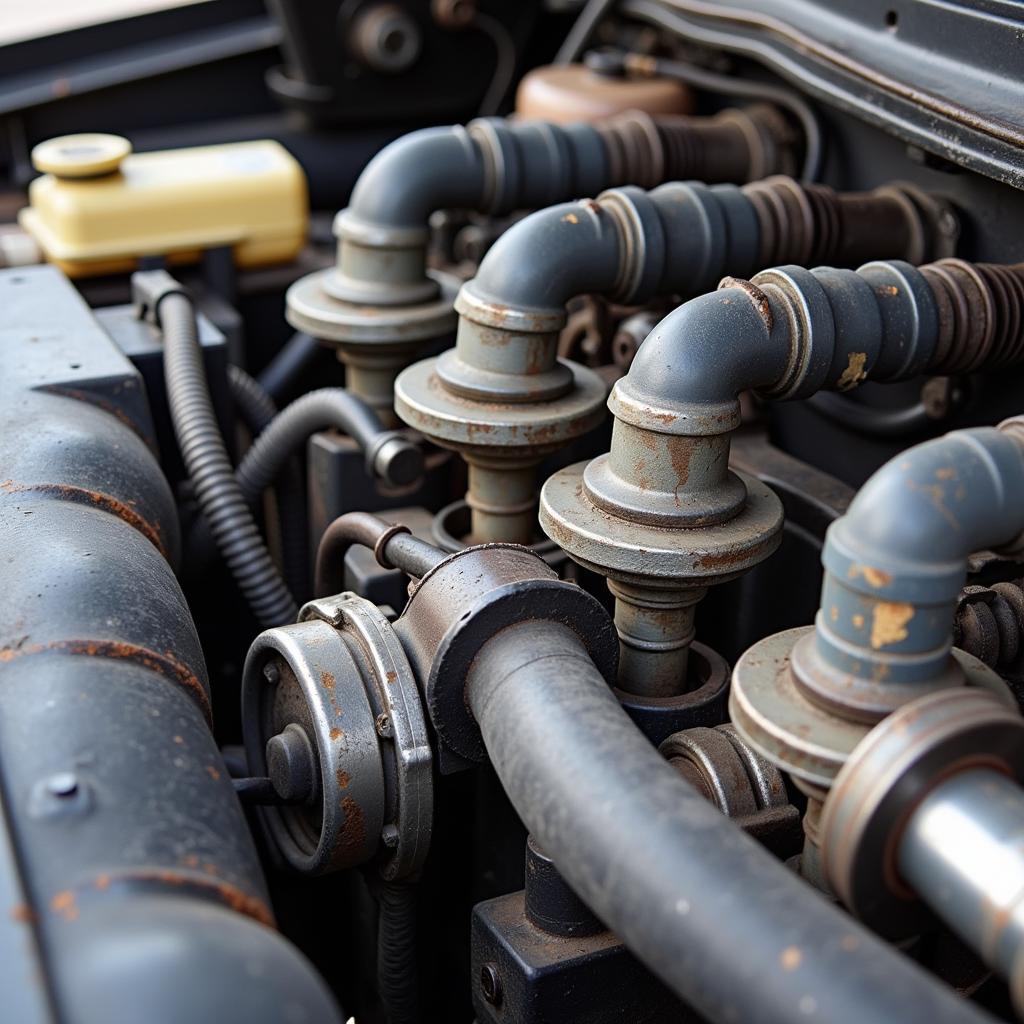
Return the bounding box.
[849,564,892,588]
[870,601,914,649]
[837,351,867,391]
[852,613,865,629]
[780,946,803,971]
[561,212,579,224]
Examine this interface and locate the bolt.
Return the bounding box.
[46,772,78,798]
[375,712,392,738]
[266,724,317,804]
[381,823,400,848]
[263,661,281,686]
[480,963,502,1006]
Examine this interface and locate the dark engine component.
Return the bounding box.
[5,0,1024,1021]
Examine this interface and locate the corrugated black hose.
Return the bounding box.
[227,365,312,600]
[376,880,420,1024]
[137,271,299,628]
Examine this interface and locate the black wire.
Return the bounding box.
[554,0,621,64]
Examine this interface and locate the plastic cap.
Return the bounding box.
[31,133,132,178]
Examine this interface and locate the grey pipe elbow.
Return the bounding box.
[459,198,625,321]
[805,427,1024,697]
[343,125,487,238]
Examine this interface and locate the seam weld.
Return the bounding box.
[0,480,167,559]
[57,872,275,929]
[0,639,210,723]
[718,276,774,332]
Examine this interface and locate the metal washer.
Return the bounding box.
[820,686,1024,939]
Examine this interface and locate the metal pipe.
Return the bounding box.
[314,511,445,597]
[464,618,994,1024]
[0,265,341,1024]
[405,179,951,551]
[543,259,1024,697]
[899,768,1024,994]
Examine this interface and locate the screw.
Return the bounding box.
[375,712,392,738]
[46,772,78,798]
[263,662,281,686]
[480,963,502,1006]
[381,823,400,848]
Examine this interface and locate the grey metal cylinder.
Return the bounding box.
[465,618,993,1024]
[899,768,1024,1008]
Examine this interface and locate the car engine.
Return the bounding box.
[3,1,1024,1021]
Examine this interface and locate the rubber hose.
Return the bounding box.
[227,365,311,601]
[376,880,420,1024]
[161,292,298,627]
[466,619,997,1024]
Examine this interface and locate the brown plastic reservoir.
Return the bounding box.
[515,63,693,124]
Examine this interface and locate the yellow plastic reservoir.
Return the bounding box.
[19,133,309,277]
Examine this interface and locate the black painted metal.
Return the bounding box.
[0,265,341,1024]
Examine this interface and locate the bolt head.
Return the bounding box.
[46,772,78,798]
[480,963,502,1006]
[263,661,281,686]
[266,724,317,804]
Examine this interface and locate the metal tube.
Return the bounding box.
[465,618,993,1024]
[315,511,445,597]
[466,460,539,544]
[0,265,341,1024]
[899,768,1024,993]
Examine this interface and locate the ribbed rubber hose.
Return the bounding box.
[235,389,385,500]
[161,292,298,628]
[376,881,420,1024]
[226,365,311,601]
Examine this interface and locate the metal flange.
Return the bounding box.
[286,266,461,345]
[242,593,432,880]
[394,356,607,457]
[729,625,1016,792]
[820,687,1024,939]
[539,460,784,589]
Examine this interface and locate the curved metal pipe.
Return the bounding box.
[314,511,445,597]
[0,266,341,1024]
[803,421,1024,706]
[465,618,993,1024]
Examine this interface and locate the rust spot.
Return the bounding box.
[780,946,802,971]
[205,765,221,782]
[829,606,838,622]
[51,890,78,922]
[10,904,35,924]
[339,796,366,855]
[719,276,773,331]
[880,285,900,296]
[321,671,335,691]
[213,882,275,927]
[840,934,861,952]
[561,213,579,224]
[848,565,892,588]
[0,480,167,558]
[336,769,351,789]
[173,735,184,745]
[836,351,867,391]
[852,613,865,629]
[94,875,111,891]
[0,639,210,723]
[935,467,956,480]
[329,727,342,741]
[386,670,397,683]
[870,601,914,649]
